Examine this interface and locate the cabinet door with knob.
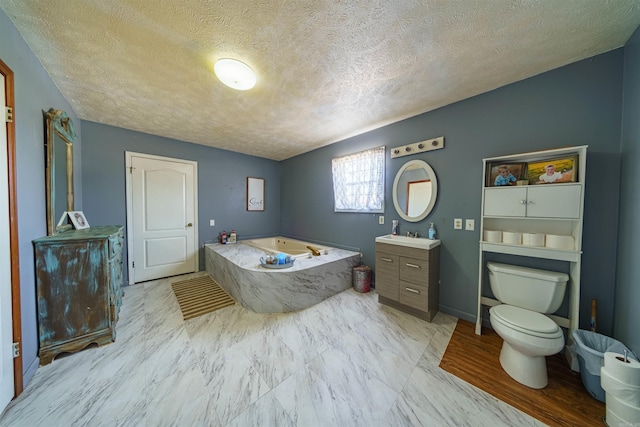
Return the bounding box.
[375,249,399,300]
[483,184,581,219]
[33,226,124,365]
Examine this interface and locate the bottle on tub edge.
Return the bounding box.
[220,230,227,244]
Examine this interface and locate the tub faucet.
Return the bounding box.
[306,245,321,256]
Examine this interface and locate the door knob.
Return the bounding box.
[186,223,193,227]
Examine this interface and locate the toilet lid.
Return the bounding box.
[491,305,561,336]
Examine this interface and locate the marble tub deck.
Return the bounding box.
[205,242,361,313]
[0,272,542,426]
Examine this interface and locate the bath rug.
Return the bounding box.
[172,275,235,320]
[439,320,605,427]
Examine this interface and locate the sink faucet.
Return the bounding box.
[406,231,419,238]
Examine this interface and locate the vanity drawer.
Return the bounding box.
[399,257,429,285]
[398,280,428,312]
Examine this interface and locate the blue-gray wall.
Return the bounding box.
[3,1,639,390]
[80,122,281,283]
[281,49,624,335]
[616,26,640,356]
[0,9,82,384]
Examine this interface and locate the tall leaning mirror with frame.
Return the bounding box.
[392,159,438,222]
[45,108,76,235]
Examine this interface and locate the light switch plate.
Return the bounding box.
[210,219,215,226]
[379,216,384,225]
[465,219,475,231]
[454,218,462,229]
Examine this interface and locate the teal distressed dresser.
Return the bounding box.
[33,226,124,365]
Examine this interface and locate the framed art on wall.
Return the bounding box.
[247,177,264,211]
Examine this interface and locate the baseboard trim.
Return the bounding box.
[438,304,475,323]
[22,356,39,389]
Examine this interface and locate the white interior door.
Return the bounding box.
[407,180,432,217]
[0,72,15,410]
[126,153,198,283]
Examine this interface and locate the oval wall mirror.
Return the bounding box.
[392,159,438,222]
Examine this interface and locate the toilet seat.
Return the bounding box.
[491,305,562,339]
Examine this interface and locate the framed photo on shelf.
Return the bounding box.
[485,162,526,187]
[246,177,265,211]
[526,155,578,185]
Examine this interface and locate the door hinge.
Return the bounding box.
[5,106,13,123]
[129,166,135,173]
[12,342,19,358]
[132,261,135,268]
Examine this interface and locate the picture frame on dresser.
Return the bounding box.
[526,155,578,185]
[57,210,90,230]
[485,162,526,187]
[68,210,90,229]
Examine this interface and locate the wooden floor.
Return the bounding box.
[440,320,605,427]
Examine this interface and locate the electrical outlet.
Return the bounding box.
[378,216,384,225]
[465,219,475,231]
[454,218,462,229]
[209,219,215,226]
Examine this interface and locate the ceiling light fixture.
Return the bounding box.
[214,58,256,90]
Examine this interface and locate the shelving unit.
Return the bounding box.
[475,146,587,368]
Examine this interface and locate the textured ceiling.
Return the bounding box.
[2,1,640,161]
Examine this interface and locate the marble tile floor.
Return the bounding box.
[0,272,545,427]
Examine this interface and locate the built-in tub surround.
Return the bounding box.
[205,242,360,313]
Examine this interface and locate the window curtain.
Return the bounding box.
[332,146,385,212]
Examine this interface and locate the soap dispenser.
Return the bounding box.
[428,223,436,239]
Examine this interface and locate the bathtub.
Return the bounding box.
[205,238,360,313]
[242,236,331,258]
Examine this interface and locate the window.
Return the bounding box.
[332,146,385,213]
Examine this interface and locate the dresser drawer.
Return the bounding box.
[398,280,428,312]
[399,256,429,285]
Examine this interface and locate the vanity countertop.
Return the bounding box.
[375,234,441,250]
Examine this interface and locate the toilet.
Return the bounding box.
[487,262,568,389]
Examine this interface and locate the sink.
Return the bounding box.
[375,234,441,250]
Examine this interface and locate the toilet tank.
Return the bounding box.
[487,262,568,313]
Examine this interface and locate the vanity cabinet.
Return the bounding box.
[375,242,440,321]
[34,226,124,365]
